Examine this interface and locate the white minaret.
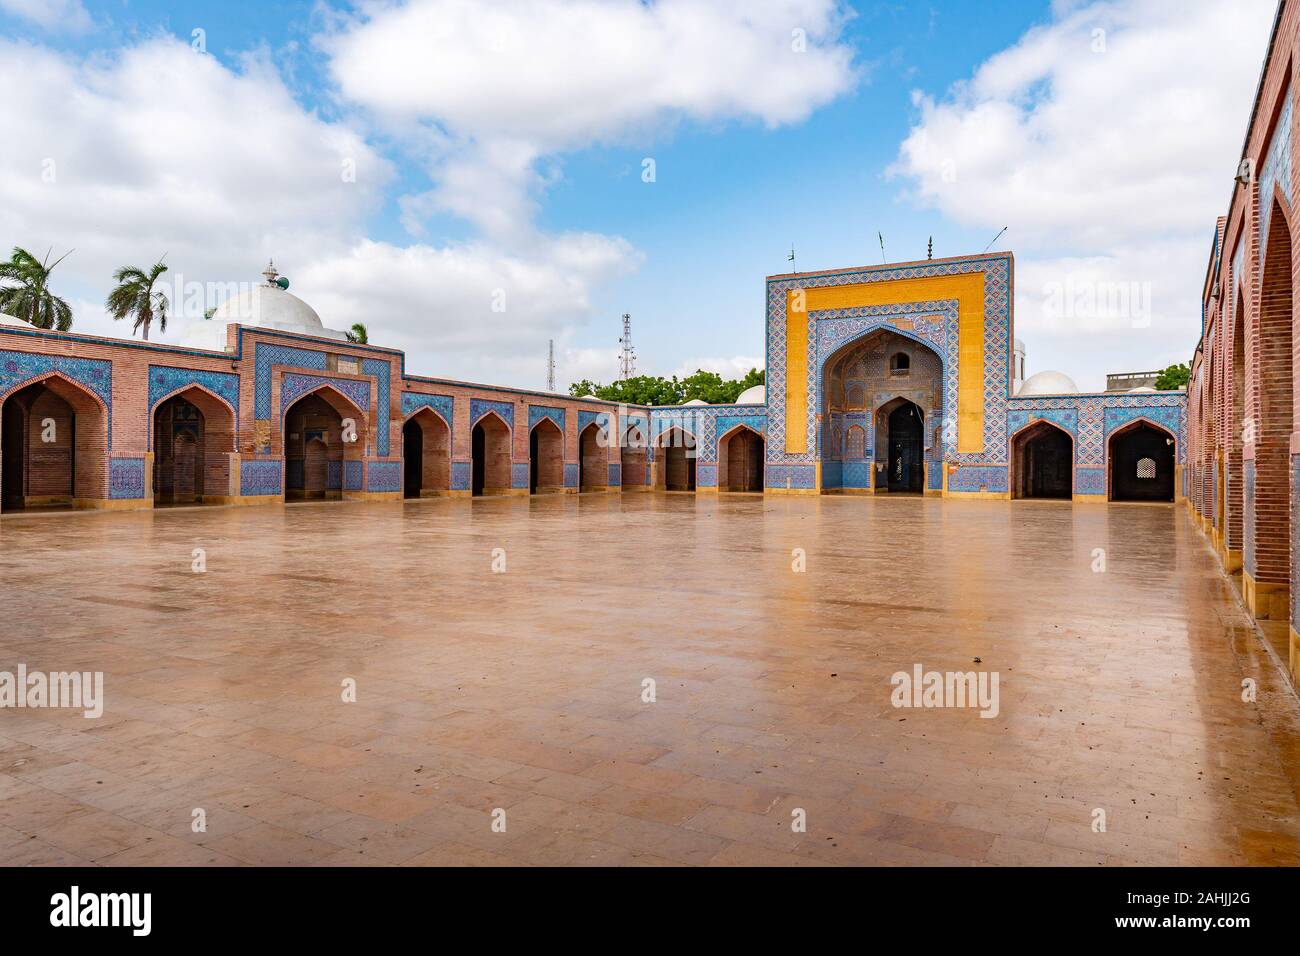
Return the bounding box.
[1013,338,1026,393]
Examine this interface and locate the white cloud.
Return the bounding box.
[0,0,91,33]
[0,38,637,380]
[291,234,640,386]
[0,37,388,333]
[323,0,857,240]
[888,0,1275,389]
[670,355,765,380]
[1,4,857,388]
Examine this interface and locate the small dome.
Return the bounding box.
[180,263,348,350]
[1013,338,1025,352]
[734,385,766,405]
[1128,386,1156,393]
[0,313,31,328]
[682,399,709,406]
[1017,370,1079,396]
[209,284,342,339]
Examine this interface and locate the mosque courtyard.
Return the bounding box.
[0,493,1297,867]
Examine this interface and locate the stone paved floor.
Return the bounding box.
[0,492,1298,867]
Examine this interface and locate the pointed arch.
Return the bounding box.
[529,415,564,493]
[579,420,607,491]
[403,405,451,497]
[1010,418,1073,500]
[656,425,696,491]
[471,410,511,496]
[0,370,108,509]
[283,384,367,501]
[1108,417,1176,502]
[717,423,765,492]
[152,384,236,504]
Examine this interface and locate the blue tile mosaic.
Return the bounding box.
[472,398,514,429]
[240,459,282,496]
[367,459,402,493]
[529,405,565,432]
[109,458,145,499]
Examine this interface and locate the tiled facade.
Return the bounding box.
[1188,1,1300,683]
[0,246,1187,513]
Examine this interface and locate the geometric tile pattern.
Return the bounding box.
[471,399,514,429]
[108,457,145,499]
[147,365,240,426]
[765,256,1013,466]
[280,373,371,416]
[366,459,402,493]
[240,459,282,497]
[0,350,113,447]
[254,343,326,418]
[401,392,454,435]
[361,358,392,456]
[528,405,565,432]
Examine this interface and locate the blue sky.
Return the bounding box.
[0,0,1278,390]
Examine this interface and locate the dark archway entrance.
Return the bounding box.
[1012,420,1073,499]
[882,399,924,493]
[283,388,365,501]
[152,387,235,505]
[718,425,764,492]
[1109,421,1175,502]
[471,412,511,497]
[621,420,648,490]
[579,423,607,491]
[1,375,106,511]
[403,408,451,498]
[403,419,422,498]
[529,418,564,494]
[657,427,696,491]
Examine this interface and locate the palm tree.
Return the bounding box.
[0,246,75,330]
[345,322,368,344]
[106,258,170,341]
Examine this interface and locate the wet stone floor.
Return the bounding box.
[0,492,1297,866]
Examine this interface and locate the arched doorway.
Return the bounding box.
[1227,289,1246,562]
[1011,420,1073,499]
[1251,197,1293,615]
[621,419,648,490]
[152,387,235,505]
[471,412,511,497]
[877,398,925,494]
[822,327,942,496]
[284,388,365,501]
[0,374,106,511]
[529,417,564,494]
[657,427,696,491]
[1109,421,1175,502]
[403,408,451,498]
[717,425,764,492]
[579,422,607,491]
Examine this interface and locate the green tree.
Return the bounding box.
[569,368,764,406]
[345,322,368,344]
[1154,362,1190,391]
[0,246,74,330]
[106,258,170,340]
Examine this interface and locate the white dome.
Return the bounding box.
[179,264,348,351]
[682,399,708,406]
[1017,370,1079,396]
[1013,338,1025,352]
[734,385,766,405]
[0,313,31,328]
[208,284,344,339]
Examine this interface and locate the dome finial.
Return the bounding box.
[262,259,279,286]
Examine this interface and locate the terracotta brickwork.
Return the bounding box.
[1191,1,1300,682]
